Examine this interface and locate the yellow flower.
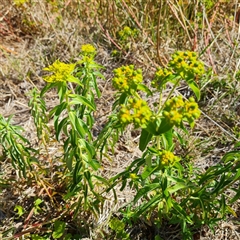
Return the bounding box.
[183,97,201,122]
[112,65,142,92]
[129,98,152,128]
[133,105,152,128]
[81,44,96,55]
[14,0,28,6]
[163,96,184,126]
[163,110,182,126]
[163,96,200,127]
[118,97,152,128]
[118,106,132,124]
[168,96,184,109]
[159,150,180,167]
[117,26,138,42]
[129,98,144,110]
[169,51,205,78]
[43,60,76,83]
[152,68,173,89]
[130,173,139,180]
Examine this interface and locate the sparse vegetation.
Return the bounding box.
[0,0,239,240]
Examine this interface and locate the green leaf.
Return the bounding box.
[34,198,43,215]
[69,94,96,111]
[84,171,94,189]
[40,82,57,97]
[210,174,226,195]
[163,130,173,150]
[141,166,158,180]
[77,118,92,140]
[161,176,168,194]
[134,183,160,203]
[172,200,193,224]
[67,75,83,85]
[57,84,67,103]
[157,118,173,135]
[167,182,187,194]
[63,234,72,240]
[145,120,159,135]
[68,111,76,130]
[68,112,93,140]
[230,174,240,203]
[198,164,232,185]
[166,196,173,213]
[136,194,161,217]
[88,159,101,171]
[199,197,207,220]
[168,74,181,85]
[94,174,110,185]
[14,205,25,217]
[86,113,95,129]
[83,184,88,201]
[234,142,240,149]
[56,117,68,141]
[139,129,153,151]
[66,149,74,171]
[187,81,201,101]
[220,195,226,217]
[232,167,240,182]
[75,116,87,138]
[73,161,83,185]
[34,198,43,207]
[109,218,125,232]
[137,83,152,96]
[31,234,49,240]
[226,205,237,217]
[173,130,185,146]
[50,102,68,119]
[221,150,240,163]
[118,92,128,105]
[89,62,104,70]
[93,70,105,80]
[78,139,95,158]
[147,147,159,154]
[92,73,102,98]
[145,154,152,167]
[52,220,66,239]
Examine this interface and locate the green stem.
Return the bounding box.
[65,90,71,114]
[158,77,181,114]
[156,136,161,150]
[79,67,90,119]
[157,91,163,114]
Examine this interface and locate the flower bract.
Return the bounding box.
[43,60,76,83]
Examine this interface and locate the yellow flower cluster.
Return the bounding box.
[151,68,173,89]
[80,44,97,64]
[113,65,143,92]
[152,51,204,89]
[183,97,201,123]
[117,26,138,42]
[81,44,96,56]
[14,0,28,6]
[163,96,201,126]
[159,150,180,167]
[118,98,152,128]
[43,60,76,83]
[168,51,205,78]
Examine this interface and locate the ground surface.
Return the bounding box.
[0,1,240,239]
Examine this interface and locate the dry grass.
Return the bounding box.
[0,0,240,239]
